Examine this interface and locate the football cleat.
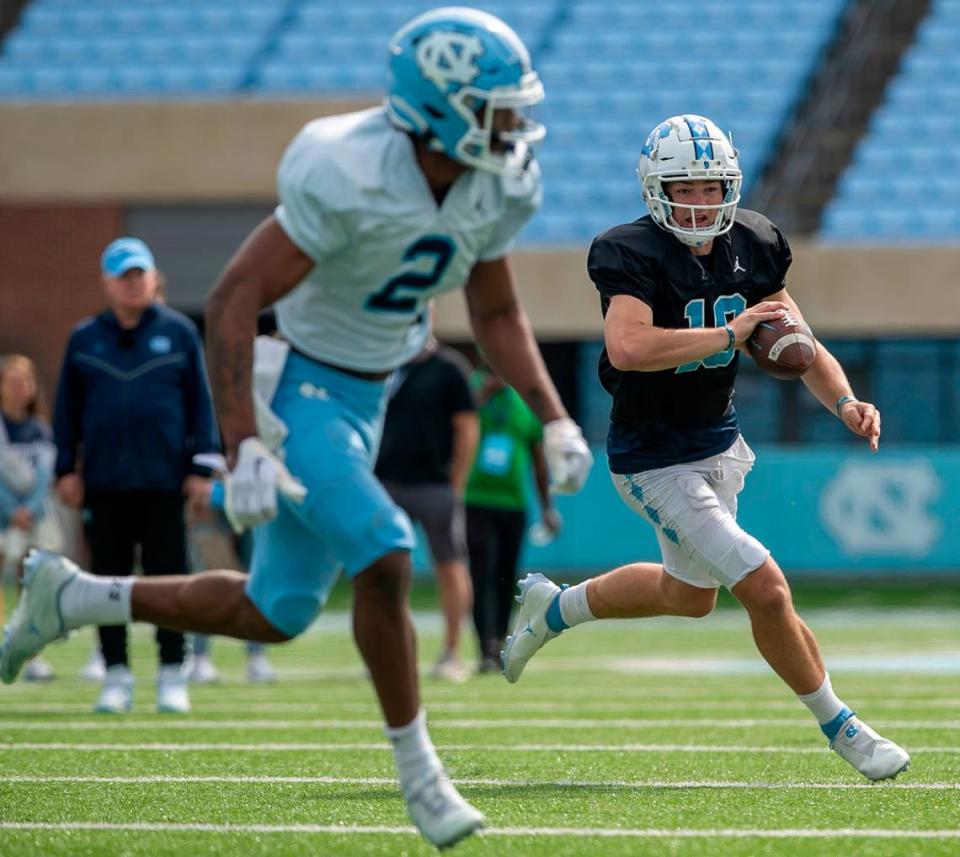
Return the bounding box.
[94,665,134,714]
[156,664,191,714]
[830,714,910,781]
[80,648,107,682]
[430,652,471,683]
[402,767,486,849]
[0,550,76,684]
[187,654,221,685]
[246,652,277,684]
[501,573,562,684]
[23,656,55,682]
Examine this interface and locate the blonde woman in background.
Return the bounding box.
[0,354,62,680]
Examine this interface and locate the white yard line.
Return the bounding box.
[0,821,958,839]
[3,697,960,714]
[2,741,959,754]
[0,774,956,790]
[0,717,956,730]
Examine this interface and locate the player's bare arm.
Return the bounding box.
[463,256,566,423]
[205,215,314,462]
[604,293,788,372]
[449,410,479,497]
[767,288,881,451]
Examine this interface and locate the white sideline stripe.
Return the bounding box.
[1,775,957,791]
[3,699,960,714]
[2,741,959,754]
[1,821,959,839]
[0,717,956,730]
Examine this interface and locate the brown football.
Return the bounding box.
[747,313,817,380]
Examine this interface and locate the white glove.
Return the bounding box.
[193,437,307,533]
[543,418,593,495]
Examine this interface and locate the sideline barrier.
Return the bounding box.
[412,445,960,577]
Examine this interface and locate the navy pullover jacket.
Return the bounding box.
[53,304,220,494]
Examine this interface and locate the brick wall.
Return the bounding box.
[0,205,122,404]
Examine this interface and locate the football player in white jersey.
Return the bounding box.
[1,8,593,849]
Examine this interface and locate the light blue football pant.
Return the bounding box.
[245,351,415,637]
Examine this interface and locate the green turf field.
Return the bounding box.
[0,594,958,856]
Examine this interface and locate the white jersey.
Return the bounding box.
[273,107,542,372]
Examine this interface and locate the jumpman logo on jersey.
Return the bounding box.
[733,256,746,274]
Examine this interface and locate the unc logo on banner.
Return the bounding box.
[416,31,483,90]
[819,461,941,556]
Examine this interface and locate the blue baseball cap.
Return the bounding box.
[100,237,155,277]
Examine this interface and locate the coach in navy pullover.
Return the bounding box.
[53,301,218,493]
[52,237,219,712]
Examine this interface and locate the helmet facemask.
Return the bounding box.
[450,75,545,176]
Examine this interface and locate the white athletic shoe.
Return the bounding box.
[80,649,106,683]
[430,652,471,683]
[501,573,563,684]
[831,714,910,781]
[402,767,486,849]
[23,656,55,682]
[95,665,134,713]
[187,655,220,685]
[0,550,76,684]
[156,664,191,713]
[246,652,277,684]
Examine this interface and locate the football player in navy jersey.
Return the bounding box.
[503,114,909,782]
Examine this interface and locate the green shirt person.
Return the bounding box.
[465,369,560,672]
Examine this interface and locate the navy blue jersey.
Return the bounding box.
[588,209,791,473]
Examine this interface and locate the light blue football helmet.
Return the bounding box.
[385,7,545,177]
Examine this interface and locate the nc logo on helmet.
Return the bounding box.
[416,31,483,91]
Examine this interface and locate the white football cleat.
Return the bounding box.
[1,550,76,684]
[187,654,220,685]
[23,656,55,682]
[80,648,106,682]
[156,664,191,713]
[831,714,910,781]
[501,573,562,684]
[430,652,471,683]
[402,768,485,849]
[94,665,134,714]
[246,652,277,684]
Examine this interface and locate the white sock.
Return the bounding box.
[385,708,442,791]
[558,582,596,628]
[798,672,847,725]
[59,572,132,628]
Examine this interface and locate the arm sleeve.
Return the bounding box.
[52,333,82,478]
[587,235,658,309]
[273,129,351,263]
[184,323,221,474]
[479,161,543,261]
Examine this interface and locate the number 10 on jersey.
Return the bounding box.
[676,294,747,373]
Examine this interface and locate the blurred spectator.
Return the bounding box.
[52,237,219,713]
[465,367,560,673]
[0,354,63,681]
[375,336,479,682]
[184,475,276,684]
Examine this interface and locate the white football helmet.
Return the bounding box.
[636,114,742,247]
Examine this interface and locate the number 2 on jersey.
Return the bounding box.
[676,294,746,373]
[365,236,455,313]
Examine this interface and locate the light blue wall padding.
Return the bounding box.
[411,445,960,577]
